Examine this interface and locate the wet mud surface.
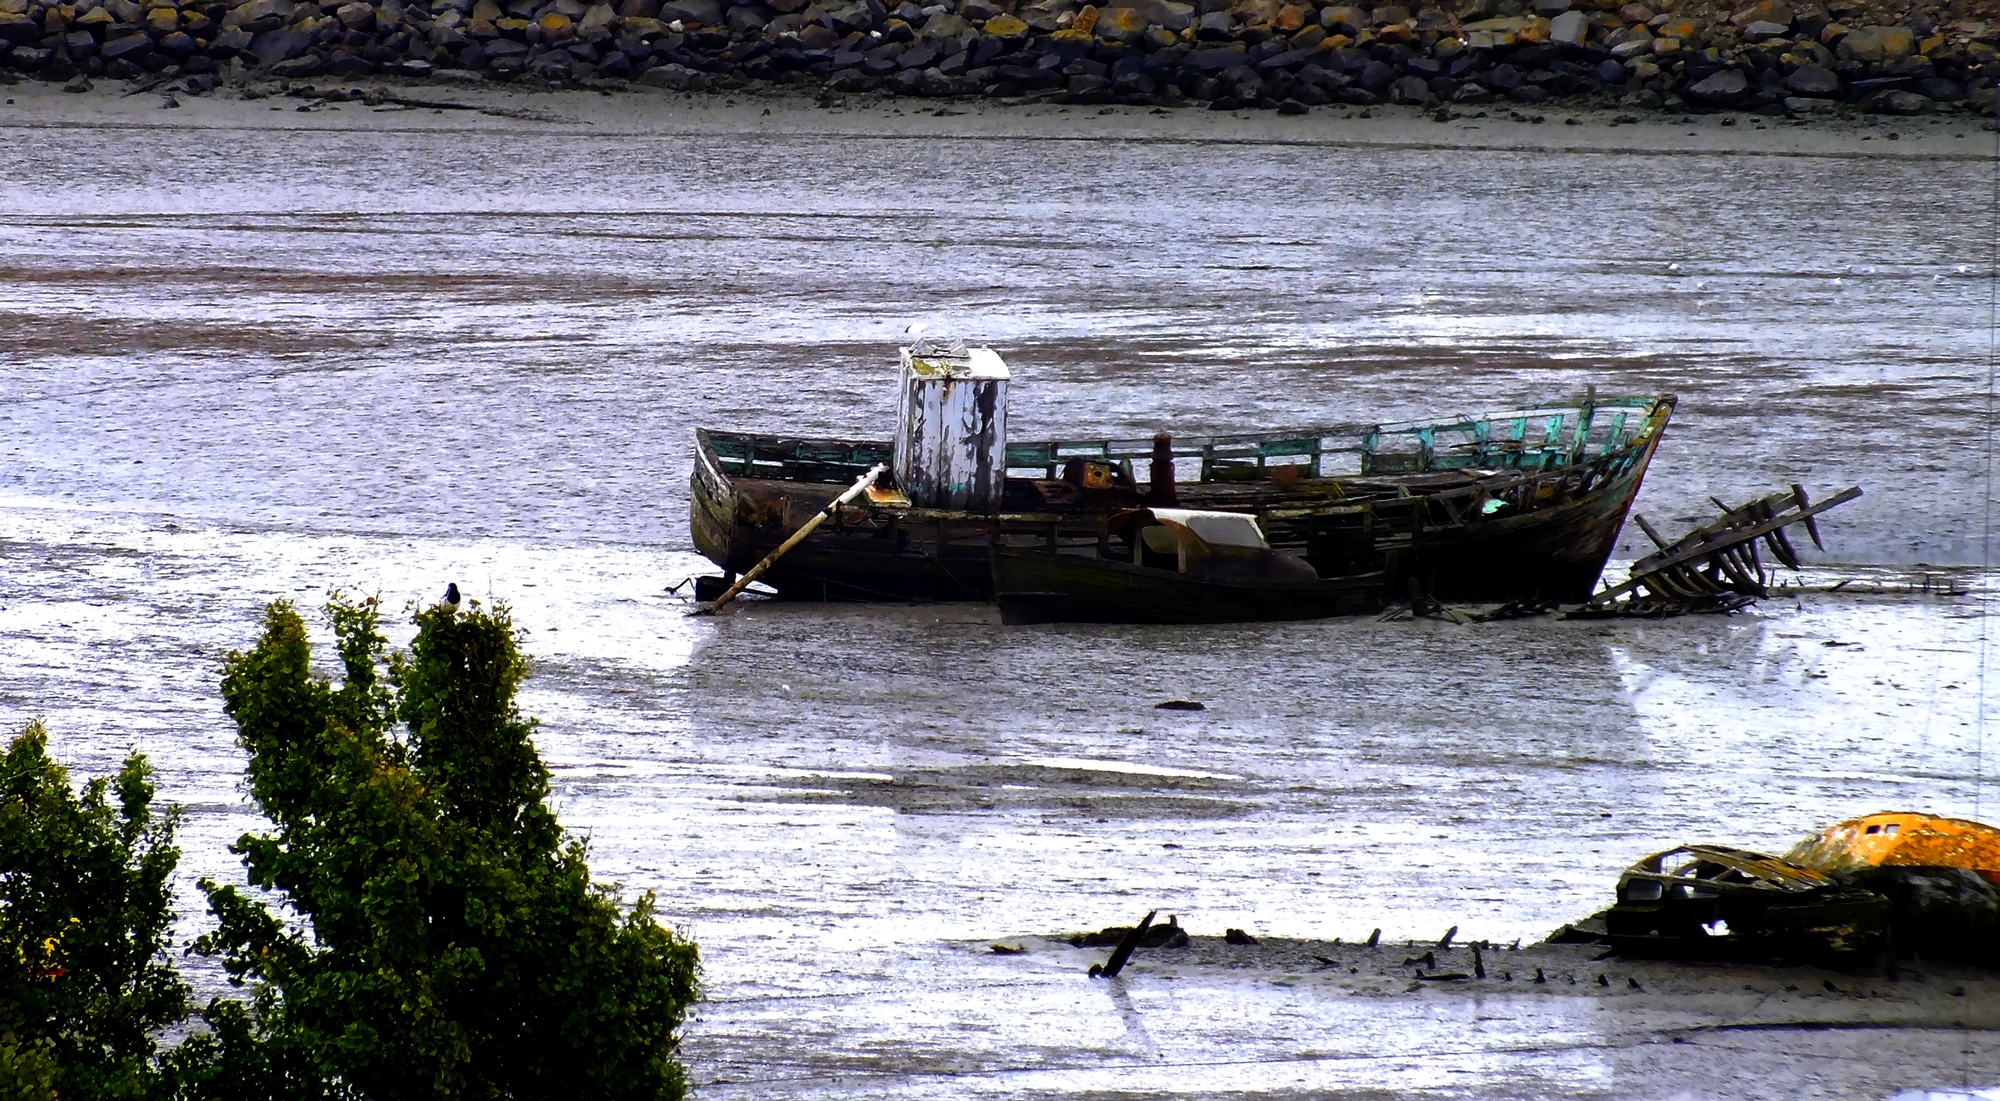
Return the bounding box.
[689,936,2000,1098]
[1,96,1996,1097]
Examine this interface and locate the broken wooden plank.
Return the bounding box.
[1590,486,1861,607]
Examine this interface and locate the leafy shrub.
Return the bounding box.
[175,596,699,1101]
[0,720,189,1101]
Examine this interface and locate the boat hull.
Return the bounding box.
[991,548,1387,625]
[692,439,1057,600]
[690,396,1673,604]
[1411,447,1661,603]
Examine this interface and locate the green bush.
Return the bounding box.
[0,720,190,1101]
[175,595,699,1101]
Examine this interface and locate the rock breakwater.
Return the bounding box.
[1,0,1994,118]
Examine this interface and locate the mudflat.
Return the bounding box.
[2,85,1995,1098]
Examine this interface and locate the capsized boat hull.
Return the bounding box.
[990,548,1387,625]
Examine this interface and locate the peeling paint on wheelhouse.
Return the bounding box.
[891,341,1009,512]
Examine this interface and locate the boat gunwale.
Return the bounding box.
[697,423,1667,533]
[694,393,1675,489]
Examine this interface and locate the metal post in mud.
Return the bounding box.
[692,464,886,616]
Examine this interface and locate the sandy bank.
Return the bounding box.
[3,74,1994,155]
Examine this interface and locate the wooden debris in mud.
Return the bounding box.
[1577,485,1862,618]
[1090,910,1156,979]
[1072,914,1189,950]
[1377,578,1472,624]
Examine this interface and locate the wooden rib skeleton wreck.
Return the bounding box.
[1581,484,1863,616]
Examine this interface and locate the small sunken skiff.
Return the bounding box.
[992,508,1388,625]
[690,340,1676,604]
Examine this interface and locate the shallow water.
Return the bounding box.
[2,104,1997,1098]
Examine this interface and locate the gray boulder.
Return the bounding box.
[659,0,720,24]
[100,32,153,60]
[1782,95,1836,113]
[270,52,324,75]
[1182,45,1247,71]
[1131,0,1192,31]
[1914,76,1964,102]
[1863,88,1931,114]
[156,30,197,57]
[1547,9,1583,43]
[1685,67,1748,105]
[209,26,254,55]
[527,48,571,74]
[640,59,691,84]
[251,26,314,63]
[1067,71,1109,95]
[724,2,769,31]
[0,13,36,45]
[1782,61,1837,96]
[1837,25,1911,62]
[1320,3,1365,33]
[1386,73,1426,102]
[919,11,969,37]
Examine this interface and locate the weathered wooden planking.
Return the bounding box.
[892,345,1009,511]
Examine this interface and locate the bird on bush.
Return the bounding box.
[444,583,461,607]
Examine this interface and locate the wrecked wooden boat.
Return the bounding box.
[1787,812,2000,882]
[691,341,1676,604]
[991,507,1387,625]
[1590,813,2000,966]
[1786,813,2000,967]
[1603,845,1890,962]
[1580,484,1862,616]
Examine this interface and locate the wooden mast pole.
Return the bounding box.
[691,464,886,616]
